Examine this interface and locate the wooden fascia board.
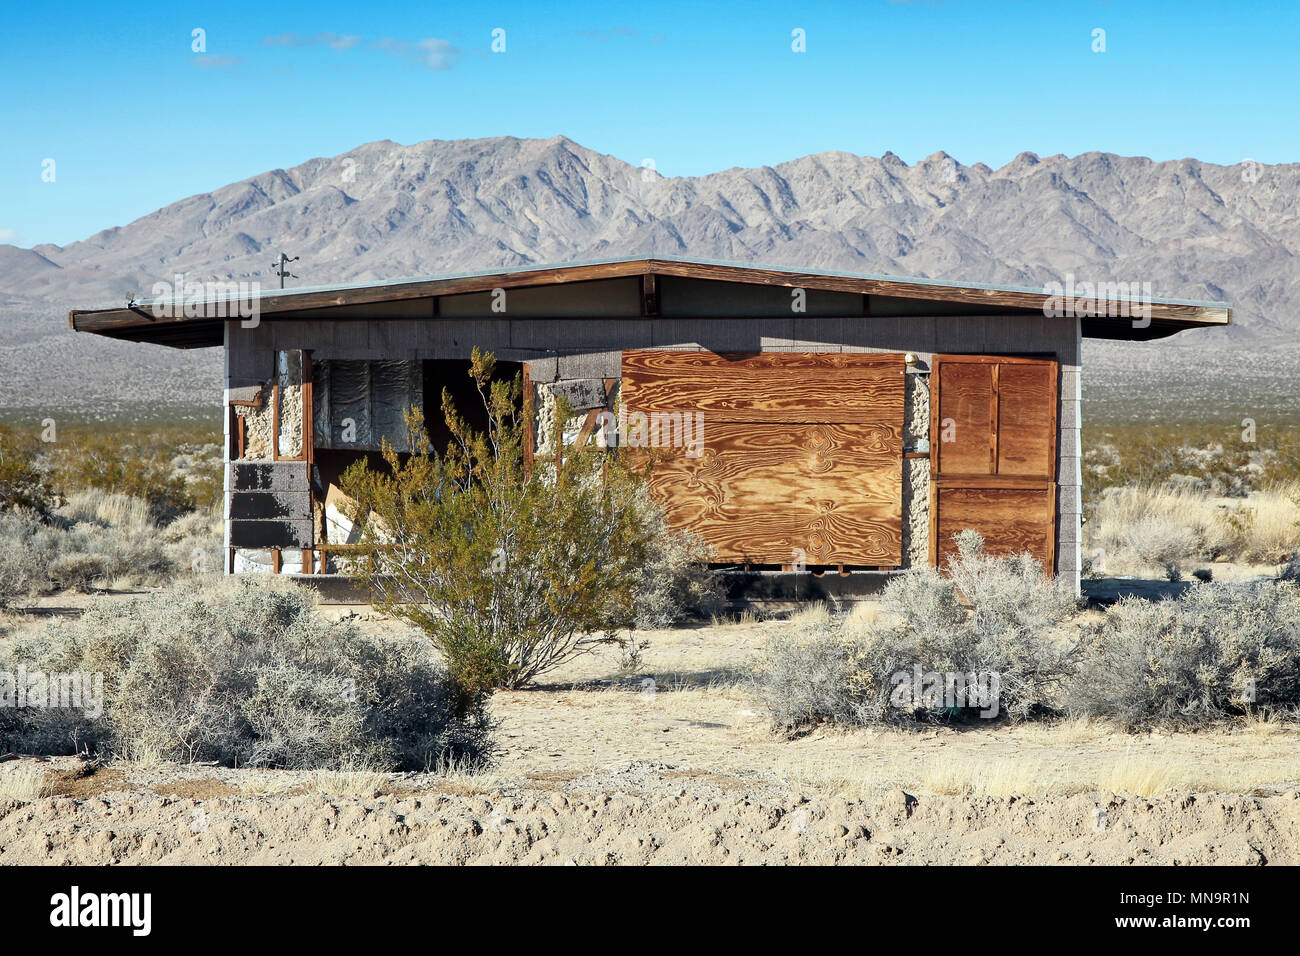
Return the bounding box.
[67,257,1232,338]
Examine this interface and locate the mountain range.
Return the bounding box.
[2,135,1296,418]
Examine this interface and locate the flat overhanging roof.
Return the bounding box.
[67,255,1232,348]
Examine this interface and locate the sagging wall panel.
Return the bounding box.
[312,359,423,451]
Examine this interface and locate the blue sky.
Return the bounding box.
[2,0,1296,247]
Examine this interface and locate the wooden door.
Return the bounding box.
[929,355,1058,573]
[621,351,905,566]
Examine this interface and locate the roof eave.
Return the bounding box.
[67,257,1233,347]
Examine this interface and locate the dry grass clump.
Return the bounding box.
[786,602,832,628]
[1086,482,1300,575]
[59,490,153,530]
[307,769,393,798]
[0,764,53,800]
[1229,486,1300,562]
[1087,485,1235,574]
[1095,755,1198,797]
[918,756,1088,797]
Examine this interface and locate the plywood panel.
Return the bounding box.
[646,422,903,564]
[997,363,1056,476]
[933,482,1056,573]
[622,350,904,423]
[934,361,994,475]
[929,354,1060,575]
[622,350,905,566]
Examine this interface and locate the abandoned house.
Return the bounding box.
[69,256,1232,597]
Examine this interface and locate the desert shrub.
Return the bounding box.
[1087,485,1234,572]
[1281,552,1300,584]
[341,349,661,693]
[751,531,1080,732]
[749,629,867,730]
[0,426,52,512]
[48,522,172,590]
[1083,424,1300,500]
[161,508,223,576]
[631,497,725,629]
[1,577,492,769]
[0,509,54,607]
[1070,580,1300,730]
[47,552,108,591]
[48,431,195,521]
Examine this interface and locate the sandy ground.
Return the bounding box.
[2,758,1296,865]
[3,602,1300,865]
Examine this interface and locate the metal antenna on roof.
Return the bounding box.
[271,252,299,288]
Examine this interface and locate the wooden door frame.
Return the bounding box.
[928,353,1060,574]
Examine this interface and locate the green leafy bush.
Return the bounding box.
[342,349,663,694]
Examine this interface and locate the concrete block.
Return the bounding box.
[229,491,311,521]
[230,519,313,549]
[228,461,309,492]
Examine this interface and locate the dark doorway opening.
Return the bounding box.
[422,358,524,454]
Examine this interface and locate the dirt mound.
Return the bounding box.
[0,774,1293,865]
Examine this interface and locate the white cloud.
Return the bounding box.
[263,32,363,51]
[372,37,459,71]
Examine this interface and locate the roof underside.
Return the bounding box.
[68,256,1232,349]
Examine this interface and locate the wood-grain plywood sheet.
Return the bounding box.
[929,355,1059,574]
[996,363,1056,476]
[646,422,902,564]
[622,351,905,566]
[933,360,994,475]
[933,483,1056,570]
[622,351,901,423]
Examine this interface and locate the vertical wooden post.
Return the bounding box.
[302,352,314,466]
[640,273,659,316]
[522,363,534,474]
[271,382,281,462]
[989,362,1000,474]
